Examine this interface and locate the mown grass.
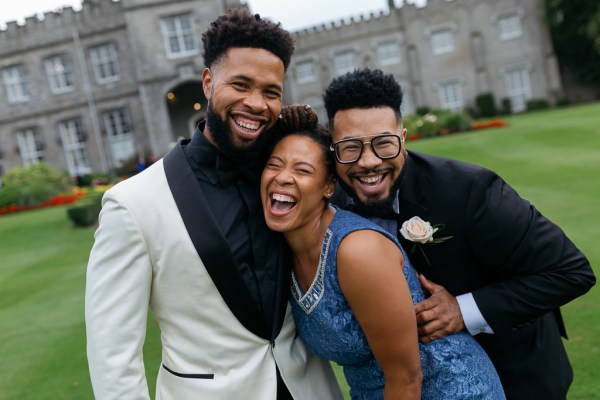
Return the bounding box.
[0,102,598,399]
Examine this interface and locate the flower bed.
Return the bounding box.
[405,112,507,142]
[0,191,85,216]
[471,119,507,130]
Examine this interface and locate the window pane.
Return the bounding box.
[499,14,522,41]
[90,43,120,83]
[296,60,316,83]
[58,119,91,175]
[169,37,181,53]
[180,15,191,29]
[183,34,195,51]
[377,41,401,66]
[16,129,44,166]
[431,29,454,55]
[334,51,356,76]
[2,65,30,103]
[162,14,197,57]
[438,81,463,112]
[45,55,74,93]
[504,68,530,112]
[103,108,136,167]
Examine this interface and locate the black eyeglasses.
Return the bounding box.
[330,133,403,164]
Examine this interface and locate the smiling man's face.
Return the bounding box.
[331,107,406,207]
[202,47,284,155]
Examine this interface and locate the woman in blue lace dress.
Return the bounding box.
[260,105,505,400]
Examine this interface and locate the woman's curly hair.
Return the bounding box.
[264,105,335,178]
[323,68,403,128]
[202,8,295,70]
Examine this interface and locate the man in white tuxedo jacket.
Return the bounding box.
[85,9,342,400]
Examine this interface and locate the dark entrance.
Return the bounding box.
[165,80,207,139]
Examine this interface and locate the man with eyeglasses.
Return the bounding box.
[324,68,595,400]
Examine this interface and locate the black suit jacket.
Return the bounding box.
[337,151,595,400]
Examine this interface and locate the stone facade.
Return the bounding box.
[0,0,562,176]
[286,0,563,122]
[0,0,242,176]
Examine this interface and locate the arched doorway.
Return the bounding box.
[165,80,207,140]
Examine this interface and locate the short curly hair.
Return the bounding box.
[263,105,335,178]
[323,68,403,128]
[202,8,295,70]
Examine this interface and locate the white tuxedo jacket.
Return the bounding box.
[85,144,342,399]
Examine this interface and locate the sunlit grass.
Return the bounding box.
[0,102,597,399]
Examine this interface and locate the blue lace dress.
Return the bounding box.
[290,208,505,400]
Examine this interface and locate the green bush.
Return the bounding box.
[556,97,571,107]
[404,109,474,137]
[526,98,550,111]
[501,98,512,115]
[17,184,61,207]
[416,106,430,116]
[3,163,67,189]
[464,106,479,119]
[439,111,473,133]
[0,163,69,207]
[79,172,112,187]
[475,93,497,117]
[66,199,102,227]
[0,186,21,208]
[66,204,97,227]
[404,113,442,138]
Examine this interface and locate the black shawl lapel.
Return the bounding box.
[398,152,429,223]
[163,142,270,339]
[397,153,431,273]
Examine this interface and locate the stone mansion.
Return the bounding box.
[0,0,564,176]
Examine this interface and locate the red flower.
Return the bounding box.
[472,119,507,130]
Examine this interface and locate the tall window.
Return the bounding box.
[399,84,415,116]
[161,14,198,58]
[58,119,91,176]
[295,60,317,84]
[437,81,464,112]
[2,64,30,103]
[89,43,120,84]
[498,13,522,41]
[102,108,136,167]
[334,50,357,76]
[15,128,44,166]
[377,41,401,66]
[431,28,454,55]
[44,54,74,94]
[504,67,531,112]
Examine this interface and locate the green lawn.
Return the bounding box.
[0,102,598,399]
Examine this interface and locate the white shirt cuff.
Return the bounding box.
[456,293,494,335]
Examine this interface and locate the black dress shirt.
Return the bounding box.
[182,126,282,333]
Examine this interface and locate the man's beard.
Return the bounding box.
[206,102,273,163]
[336,174,403,219]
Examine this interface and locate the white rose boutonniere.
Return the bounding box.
[400,216,453,265]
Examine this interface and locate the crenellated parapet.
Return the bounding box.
[292,9,404,50]
[0,0,125,54]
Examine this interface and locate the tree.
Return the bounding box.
[544,0,600,83]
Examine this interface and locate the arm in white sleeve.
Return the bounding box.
[85,192,153,400]
[456,292,494,335]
